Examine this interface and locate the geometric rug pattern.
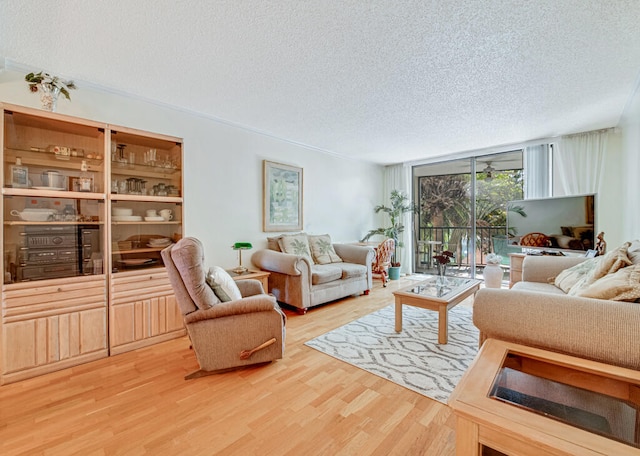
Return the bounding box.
[305,304,479,403]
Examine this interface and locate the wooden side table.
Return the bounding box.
[449,339,640,455]
[228,269,270,293]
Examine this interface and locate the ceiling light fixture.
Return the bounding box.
[482,162,495,182]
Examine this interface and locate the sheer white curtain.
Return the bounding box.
[555,130,611,195]
[524,144,551,198]
[384,164,413,274]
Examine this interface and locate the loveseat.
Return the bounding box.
[473,240,640,370]
[252,233,374,313]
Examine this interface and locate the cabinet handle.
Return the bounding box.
[57,287,62,292]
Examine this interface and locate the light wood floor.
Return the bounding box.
[0,276,465,455]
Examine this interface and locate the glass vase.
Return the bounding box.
[39,85,61,111]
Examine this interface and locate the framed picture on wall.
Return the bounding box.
[263,160,303,232]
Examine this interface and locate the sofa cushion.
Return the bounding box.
[311,264,342,285]
[512,281,567,295]
[308,234,343,264]
[208,266,242,301]
[574,264,640,301]
[339,263,367,280]
[278,233,313,261]
[171,238,221,310]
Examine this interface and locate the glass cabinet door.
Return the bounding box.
[110,200,182,273]
[2,107,107,285]
[3,195,105,283]
[3,109,105,193]
[109,130,181,198]
[108,127,183,274]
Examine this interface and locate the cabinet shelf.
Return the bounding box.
[4,147,104,169]
[111,221,180,225]
[3,188,105,200]
[110,194,182,203]
[4,221,103,226]
[112,246,168,254]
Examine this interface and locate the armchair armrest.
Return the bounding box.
[251,249,312,276]
[184,294,280,325]
[236,279,265,297]
[521,255,587,283]
[333,243,374,265]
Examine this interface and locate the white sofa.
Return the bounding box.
[473,240,640,370]
[252,233,374,314]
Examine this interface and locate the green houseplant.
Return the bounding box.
[361,190,418,280]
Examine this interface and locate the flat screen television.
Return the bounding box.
[506,194,596,252]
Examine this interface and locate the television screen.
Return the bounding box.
[507,194,596,252]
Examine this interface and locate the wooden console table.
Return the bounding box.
[449,339,640,455]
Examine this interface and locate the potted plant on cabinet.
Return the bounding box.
[361,190,418,280]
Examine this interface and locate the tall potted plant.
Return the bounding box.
[361,190,418,280]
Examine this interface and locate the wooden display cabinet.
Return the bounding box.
[0,103,185,384]
[107,125,185,354]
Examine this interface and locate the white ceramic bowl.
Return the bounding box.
[11,209,56,221]
[112,207,133,216]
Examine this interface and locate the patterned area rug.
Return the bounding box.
[305,304,479,403]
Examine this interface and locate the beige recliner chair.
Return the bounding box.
[162,237,286,378]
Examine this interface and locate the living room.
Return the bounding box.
[1,1,640,454]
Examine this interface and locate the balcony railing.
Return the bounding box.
[416,225,512,272]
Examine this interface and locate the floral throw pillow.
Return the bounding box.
[308,234,343,265]
[278,233,313,261]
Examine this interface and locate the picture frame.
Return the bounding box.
[263,160,303,232]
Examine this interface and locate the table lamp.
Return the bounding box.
[231,242,252,274]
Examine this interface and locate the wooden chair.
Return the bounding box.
[371,238,395,287]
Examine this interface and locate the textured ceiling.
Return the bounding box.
[1,1,640,165]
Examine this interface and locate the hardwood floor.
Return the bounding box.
[0,277,460,455]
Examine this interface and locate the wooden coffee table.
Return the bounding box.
[393,276,481,344]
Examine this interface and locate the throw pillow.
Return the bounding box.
[308,234,343,264]
[208,266,242,301]
[574,264,640,301]
[563,242,632,296]
[205,271,231,302]
[278,233,313,260]
[628,239,640,265]
[553,259,599,293]
[267,235,282,252]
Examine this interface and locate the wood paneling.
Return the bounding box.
[109,270,185,354]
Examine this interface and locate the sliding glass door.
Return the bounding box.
[413,151,523,279]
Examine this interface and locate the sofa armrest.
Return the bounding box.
[251,249,312,276]
[184,294,279,324]
[473,288,640,370]
[521,255,588,283]
[333,243,375,265]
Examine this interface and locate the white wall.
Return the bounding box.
[0,70,384,268]
[619,80,640,242]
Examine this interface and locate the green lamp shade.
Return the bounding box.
[233,242,253,250]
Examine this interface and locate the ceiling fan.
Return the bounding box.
[482,162,495,181]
